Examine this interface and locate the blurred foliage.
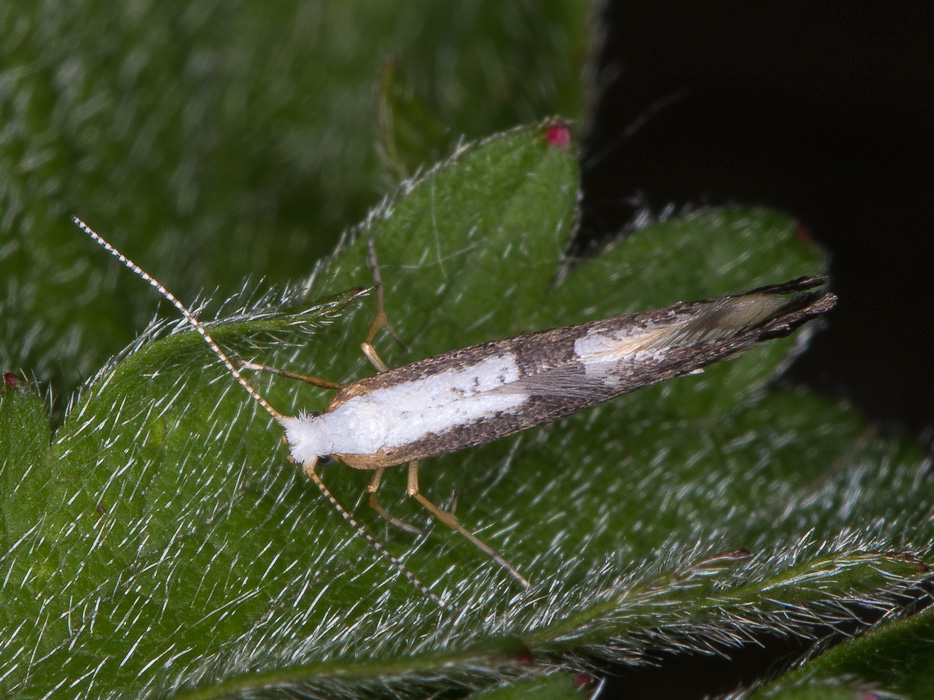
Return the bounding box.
[0,0,590,421]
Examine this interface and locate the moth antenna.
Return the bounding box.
[72,217,283,421]
[75,217,456,609]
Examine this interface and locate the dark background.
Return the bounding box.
[578,2,934,696]
[581,1,934,438]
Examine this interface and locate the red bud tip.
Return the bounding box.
[544,122,572,150]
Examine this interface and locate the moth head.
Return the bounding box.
[278,411,335,465]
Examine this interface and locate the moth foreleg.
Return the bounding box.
[366,467,427,535]
[406,461,531,589]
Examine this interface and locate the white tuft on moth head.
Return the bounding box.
[279,413,338,465]
[277,353,527,464]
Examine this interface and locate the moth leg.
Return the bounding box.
[362,238,408,373]
[234,359,344,391]
[407,461,531,589]
[366,468,427,536]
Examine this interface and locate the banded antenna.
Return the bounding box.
[73,217,455,611]
[73,217,282,421]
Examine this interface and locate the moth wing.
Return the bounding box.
[483,286,827,405]
[488,361,636,403]
[479,278,835,410]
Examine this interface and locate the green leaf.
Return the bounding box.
[2,122,930,698]
[751,603,934,699]
[466,674,592,700]
[0,376,56,672]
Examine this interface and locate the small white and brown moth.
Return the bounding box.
[74,217,836,609]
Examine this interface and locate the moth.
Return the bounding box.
[74,217,836,609]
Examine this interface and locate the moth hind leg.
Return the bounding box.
[366,468,427,536]
[406,461,531,589]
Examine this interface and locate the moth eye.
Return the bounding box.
[318,455,336,467]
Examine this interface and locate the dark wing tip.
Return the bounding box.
[744,275,830,296]
[754,280,837,341]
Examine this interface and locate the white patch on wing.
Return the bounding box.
[573,325,673,386]
[281,354,525,461]
[570,293,790,389]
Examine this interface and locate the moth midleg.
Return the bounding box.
[406,461,531,589]
[302,458,454,610]
[361,237,407,373]
[366,468,427,535]
[234,360,345,391]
